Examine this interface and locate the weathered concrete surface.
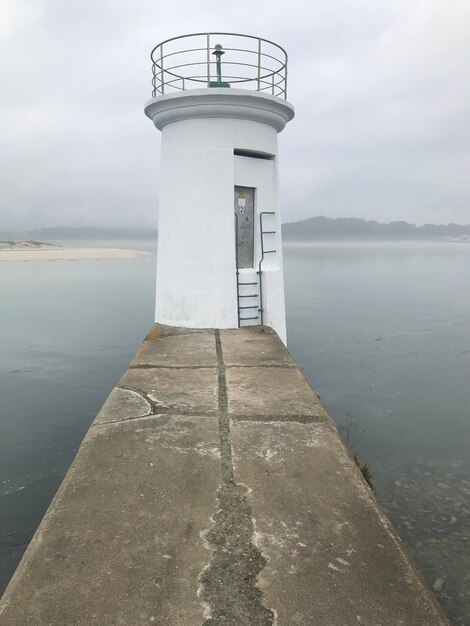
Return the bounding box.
[119,366,218,414]
[226,366,330,420]
[220,327,295,367]
[0,325,449,625]
[0,415,220,625]
[94,386,152,424]
[131,328,216,367]
[232,420,445,625]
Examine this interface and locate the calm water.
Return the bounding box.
[1,241,469,623]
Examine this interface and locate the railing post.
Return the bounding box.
[206,33,210,85]
[160,44,164,95]
[257,38,261,91]
[284,60,288,99]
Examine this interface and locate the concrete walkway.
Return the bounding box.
[0,326,449,625]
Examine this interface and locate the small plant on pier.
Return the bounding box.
[339,413,375,491]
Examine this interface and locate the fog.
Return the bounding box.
[1,0,469,229]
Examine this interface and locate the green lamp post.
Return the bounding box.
[209,43,231,88]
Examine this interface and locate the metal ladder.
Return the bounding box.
[257,211,276,326]
[234,212,277,328]
[235,213,260,327]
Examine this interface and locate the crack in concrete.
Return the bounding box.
[95,384,324,427]
[128,364,296,370]
[118,386,156,411]
[225,364,296,369]
[129,364,217,370]
[198,330,274,626]
[93,412,167,426]
[116,386,218,418]
[230,413,329,423]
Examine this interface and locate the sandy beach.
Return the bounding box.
[0,246,154,262]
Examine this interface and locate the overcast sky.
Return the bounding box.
[1,0,470,228]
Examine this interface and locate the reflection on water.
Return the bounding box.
[0,241,469,624]
[379,460,470,623]
[285,243,470,625]
[0,251,156,590]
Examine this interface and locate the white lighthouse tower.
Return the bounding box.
[144,33,294,344]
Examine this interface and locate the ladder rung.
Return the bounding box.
[240,316,260,321]
[239,305,258,309]
[239,294,257,298]
[262,230,276,234]
[264,250,276,254]
[238,281,258,285]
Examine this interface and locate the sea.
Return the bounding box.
[0,240,469,624]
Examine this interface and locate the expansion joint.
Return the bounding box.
[197,330,274,625]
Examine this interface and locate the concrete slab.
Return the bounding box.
[145,324,209,339]
[94,386,152,424]
[231,420,448,626]
[220,327,295,367]
[0,415,220,625]
[130,330,216,367]
[119,366,218,414]
[226,366,330,420]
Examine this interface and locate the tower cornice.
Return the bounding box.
[144,89,295,132]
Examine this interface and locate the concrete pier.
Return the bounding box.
[0,326,448,625]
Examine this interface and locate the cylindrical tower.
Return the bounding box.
[144,33,294,344]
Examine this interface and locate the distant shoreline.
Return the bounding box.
[1,240,468,262]
[4,217,470,245]
[0,244,154,262]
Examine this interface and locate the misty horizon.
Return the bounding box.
[3,215,470,244]
[2,2,470,231]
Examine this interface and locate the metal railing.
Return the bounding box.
[257,212,276,326]
[150,32,288,99]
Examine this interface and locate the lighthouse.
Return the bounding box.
[144,33,294,344]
